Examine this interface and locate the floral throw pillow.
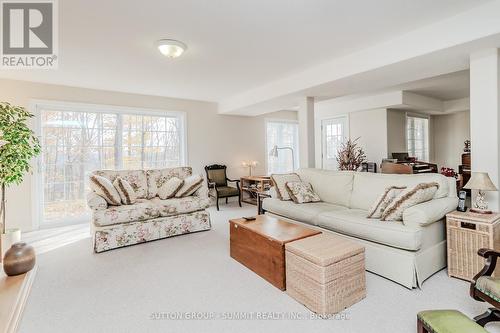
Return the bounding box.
[285,181,321,204]
[367,186,406,219]
[381,182,439,221]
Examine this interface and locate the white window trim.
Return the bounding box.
[30,99,188,229]
[265,118,299,175]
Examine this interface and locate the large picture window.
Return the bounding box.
[266,120,299,174]
[406,114,429,162]
[37,102,186,225]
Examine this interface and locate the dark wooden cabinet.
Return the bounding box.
[459,153,471,192]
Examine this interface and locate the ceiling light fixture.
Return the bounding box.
[156,39,187,58]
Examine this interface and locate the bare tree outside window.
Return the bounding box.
[41,108,185,225]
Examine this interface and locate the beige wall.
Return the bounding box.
[432,111,470,170]
[349,109,388,164]
[386,109,407,158]
[0,79,296,231]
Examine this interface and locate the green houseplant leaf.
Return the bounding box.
[0,102,41,234]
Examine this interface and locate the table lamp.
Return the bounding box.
[463,172,498,214]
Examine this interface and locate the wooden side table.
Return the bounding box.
[446,210,500,281]
[240,176,271,205]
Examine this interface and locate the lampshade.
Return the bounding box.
[463,172,498,191]
[269,145,278,157]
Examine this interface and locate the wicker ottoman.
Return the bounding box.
[285,233,366,314]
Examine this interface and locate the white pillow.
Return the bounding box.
[175,174,203,198]
[89,175,121,206]
[113,177,137,205]
[367,186,406,219]
[158,177,184,199]
[270,173,301,201]
[381,182,439,221]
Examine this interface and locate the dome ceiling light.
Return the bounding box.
[156,39,187,58]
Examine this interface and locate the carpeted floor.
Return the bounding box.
[19,203,500,333]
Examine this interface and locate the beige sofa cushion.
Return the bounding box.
[151,196,210,217]
[93,199,159,227]
[262,198,347,225]
[296,169,354,207]
[93,170,148,199]
[316,209,422,251]
[350,172,450,210]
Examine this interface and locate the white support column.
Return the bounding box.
[470,48,500,210]
[298,97,315,168]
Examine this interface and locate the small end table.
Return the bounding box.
[257,191,271,215]
[446,210,500,281]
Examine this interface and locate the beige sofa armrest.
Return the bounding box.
[403,197,458,227]
[87,192,108,210]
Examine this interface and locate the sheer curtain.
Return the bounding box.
[406,115,429,161]
[266,120,299,174]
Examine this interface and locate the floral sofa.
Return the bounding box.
[87,167,211,253]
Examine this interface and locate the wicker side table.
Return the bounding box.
[446,210,500,281]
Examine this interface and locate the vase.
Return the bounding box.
[0,228,21,262]
[3,242,36,276]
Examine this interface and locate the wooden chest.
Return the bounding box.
[446,210,500,281]
[229,215,321,290]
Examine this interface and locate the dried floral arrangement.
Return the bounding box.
[336,138,366,171]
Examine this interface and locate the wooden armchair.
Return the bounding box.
[470,248,500,327]
[204,164,241,211]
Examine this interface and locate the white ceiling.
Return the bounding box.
[0,0,489,102]
[399,70,470,101]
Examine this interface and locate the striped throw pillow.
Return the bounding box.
[89,175,121,206]
[113,177,137,205]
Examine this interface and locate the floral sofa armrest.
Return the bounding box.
[87,192,108,210]
[403,197,458,227]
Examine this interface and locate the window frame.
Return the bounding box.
[321,115,349,170]
[265,118,299,175]
[405,112,430,162]
[30,99,188,229]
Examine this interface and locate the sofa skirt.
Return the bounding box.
[92,210,211,253]
[266,212,446,289]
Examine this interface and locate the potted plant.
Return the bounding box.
[336,137,366,171]
[0,103,41,260]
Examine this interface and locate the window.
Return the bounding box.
[37,102,186,225]
[321,116,348,170]
[406,115,429,162]
[266,120,299,174]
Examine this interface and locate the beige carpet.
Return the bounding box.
[19,203,500,333]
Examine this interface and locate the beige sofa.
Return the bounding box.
[263,168,458,288]
[87,167,211,253]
